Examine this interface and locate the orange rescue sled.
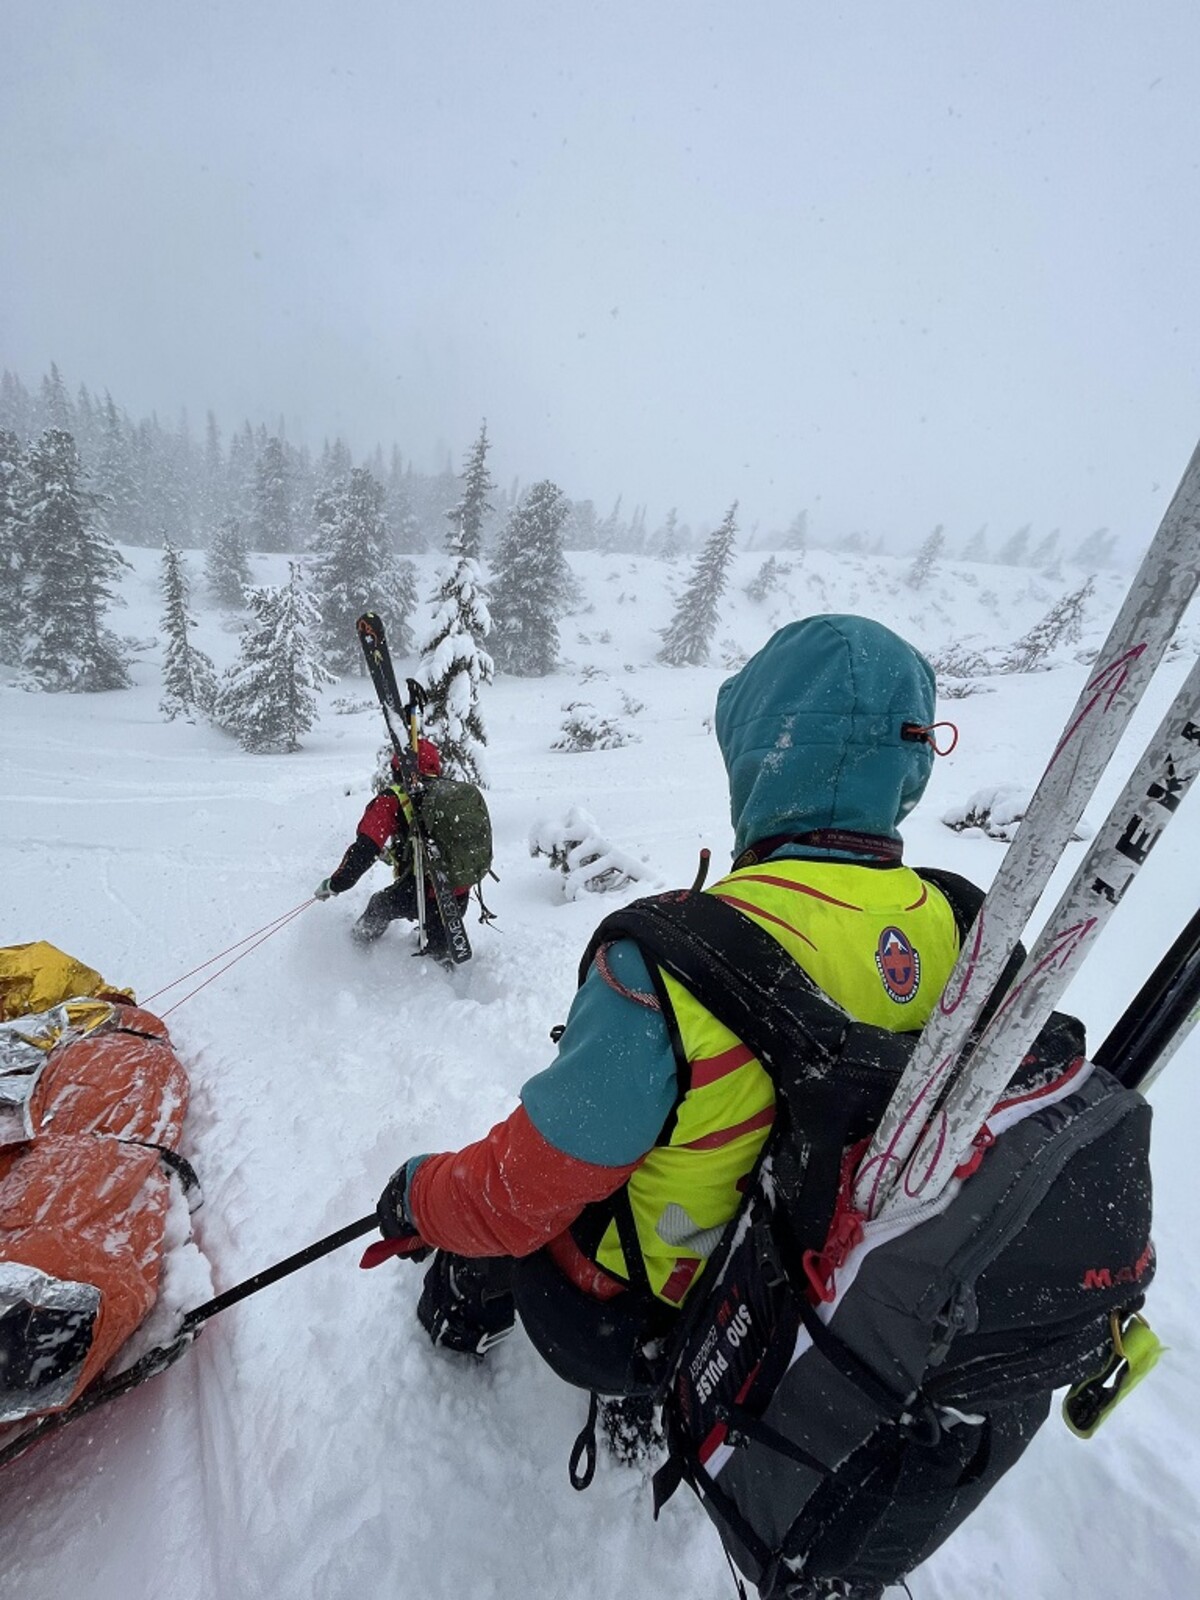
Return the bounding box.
[0,942,196,1432]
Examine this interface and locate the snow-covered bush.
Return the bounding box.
[552,700,641,752]
[943,785,1094,843]
[529,806,653,898]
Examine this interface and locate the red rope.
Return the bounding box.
[142,898,316,1013]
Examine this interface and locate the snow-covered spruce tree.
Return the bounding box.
[21,429,131,691]
[0,429,28,661]
[657,501,738,667]
[310,466,416,672]
[159,540,216,720]
[905,524,945,590]
[1003,575,1096,673]
[215,563,334,751]
[744,554,789,604]
[652,507,682,561]
[419,532,493,785]
[445,420,494,561]
[782,509,808,555]
[205,516,253,606]
[1069,527,1117,569]
[490,480,569,676]
[249,435,294,551]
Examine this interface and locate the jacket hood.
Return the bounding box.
[714,615,937,861]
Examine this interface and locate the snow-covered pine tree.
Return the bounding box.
[92,393,142,540]
[745,554,788,603]
[310,466,416,672]
[159,540,216,720]
[961,524,989,562]
[21,429,131,691]
[249,435,294,551]
[1004,575,1096,673]
[783,508,808,555]
[205,516,253,607]
[997,523,1032,567]
[1030,528,1061,573]
[657,501,738,667]
[215,563,333,751]
[446,421,494,561]
[490,480,569,676]
[652,507,682,561]
[1069,527,1117,569]
[905,524,945,590]
[0,429,28,661]
[419,532,494,784]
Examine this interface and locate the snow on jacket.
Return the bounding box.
[405,616,944,1279]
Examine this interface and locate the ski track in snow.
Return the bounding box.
[0,545,1196,1600]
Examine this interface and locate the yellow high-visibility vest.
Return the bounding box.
[592,859,962,1304]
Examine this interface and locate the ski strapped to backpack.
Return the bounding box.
[356,612,473,964]
[857,438,1200,1223]
[582,887,1155,1600]
[872,650,1200,1218]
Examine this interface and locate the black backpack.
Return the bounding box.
[581,881,1154,1600]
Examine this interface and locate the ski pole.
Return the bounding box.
[179,1214,380,1335]
[1095,905,1200,1094]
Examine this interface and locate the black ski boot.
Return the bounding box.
[417,1252,515,1356]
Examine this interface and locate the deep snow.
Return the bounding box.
[1,543,1196,1600]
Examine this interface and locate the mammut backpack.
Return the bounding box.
[416,778,493,890]
[587,886,1155,1600]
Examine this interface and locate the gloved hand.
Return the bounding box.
[360,1160,433,1268]
[314,878,335,901]
[376,1163,419,1238]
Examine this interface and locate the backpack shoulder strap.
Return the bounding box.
[581,890,850,1084]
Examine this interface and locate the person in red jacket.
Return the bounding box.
[314,738,468,956]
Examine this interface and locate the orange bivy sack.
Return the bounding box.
[0,942,192,1428]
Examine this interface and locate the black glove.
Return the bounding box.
[377,1166,415,1239]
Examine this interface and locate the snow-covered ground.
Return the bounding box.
[1,544,1197,1600]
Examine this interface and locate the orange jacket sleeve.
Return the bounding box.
[406,1104,639,1258]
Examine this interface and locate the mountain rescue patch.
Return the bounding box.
[876,926,921,1003]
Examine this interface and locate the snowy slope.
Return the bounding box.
[0,545,1196,1600]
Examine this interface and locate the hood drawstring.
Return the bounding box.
[902,720,959,756]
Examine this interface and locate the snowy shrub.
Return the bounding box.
[943,785,1094,843]
[619,690,645,717]
[329,696,376,715]
[552,700,641,752]
[529,806,652,898]
[579,664,609,683]
[720,639,748,671]
[937,677,995,700]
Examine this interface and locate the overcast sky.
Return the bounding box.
[3,1,1198,553]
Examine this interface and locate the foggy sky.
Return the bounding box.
[3,1,1198,553]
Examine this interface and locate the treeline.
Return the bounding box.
[0,364,703,557]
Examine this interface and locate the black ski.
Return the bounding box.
[355,613,471,964]
[1096,905,1200,1092]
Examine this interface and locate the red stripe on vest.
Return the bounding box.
[679,1105,776,1151]
[690,1042,755,1088]
[712,893,818,949]
[726,872,863,910]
